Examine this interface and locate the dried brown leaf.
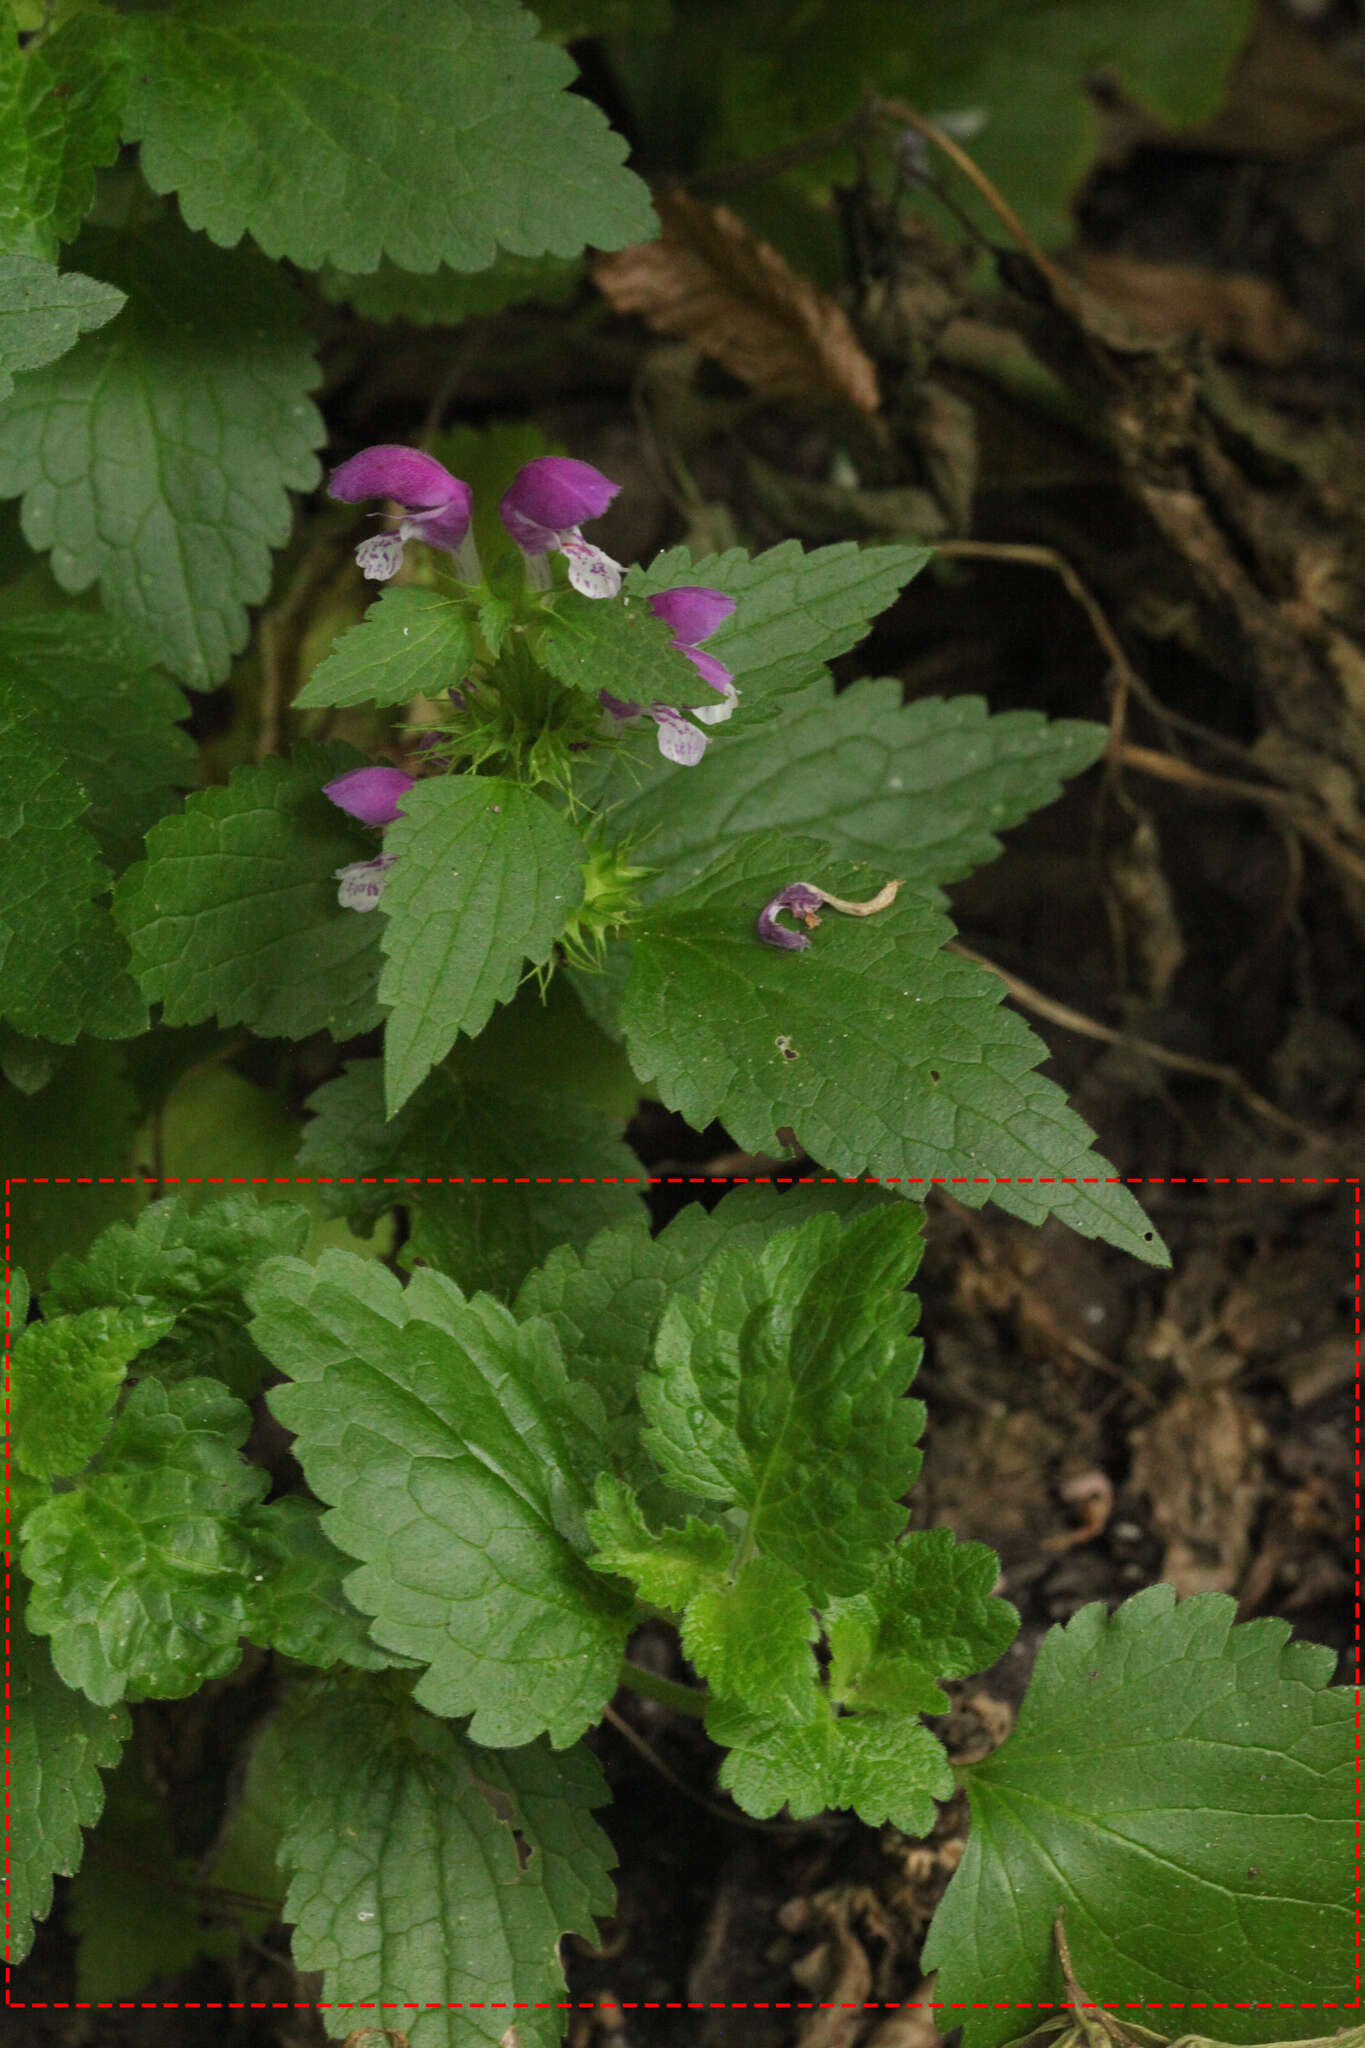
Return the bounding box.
[594,191,880,416]
[1072,251,1313,367]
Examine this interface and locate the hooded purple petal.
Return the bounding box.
[646,586,735,646]
[323,765,415,828]
[500,456,620,553]
[330,445,468,512]
[680,645,733,693]
[757,882,825,950]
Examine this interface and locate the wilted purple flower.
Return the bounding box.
[333,853,397,913]
[500,456,623,598]
[323,765,415,827]
[646,585,739,724]
[329,445,473,582]
[756,878,906,950]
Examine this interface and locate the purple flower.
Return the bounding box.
[500,456,623,599]
[599,691,711,767]
[756,877,906,950]
[333,853,397,912]
[323,765,415,827]
[646,585,739,725]
[329,444,473,582]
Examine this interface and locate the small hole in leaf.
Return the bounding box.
[775,1034,799,1061]
[929,1070,940,1083]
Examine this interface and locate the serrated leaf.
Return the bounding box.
[642,1206,926,1600]
[252,1252,633,1746]
[584,677,1108,901]
[0,10,126,259]
[683,1554,817,1719]
[9,1605,129,1966]
[21,1376,267,1705]
[278,1682,614,2048]
[0,678,145,1042]
[709,1683,953,1831]
[586,1473,733,1608]
[0,219,322,684]
[4,1042,140,1288]
[242,1495,414,1672]
[826,1528,1019,1716]
[300,1054,641,1299]
[296,585,477,710]
[11,1305,175,1480]
[378,776,586,1114]
[921,1585,1355,2043]
[621,831,1168,1264]
[113,744,385,1042]
[0,607,193,869]
[625,539,930,712]
[319,248,581,325]
[538,586,717,709]
[120,0,654,272]
[0,252,123,402]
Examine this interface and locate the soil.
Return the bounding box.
[9,3,1362,2041]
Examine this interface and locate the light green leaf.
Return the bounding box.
[0,219,322,684]
[922,1586,1354,2044]
[278,1682,615,2048]
[539,586,715,709]
[296,585,477,710]
[626,539,931,713]
[585,678,1107,900]
[120,0,654,272]
[0,679,145,1042]
[586,1474,732,1609]
[11,1305,174,1480]
[9,1604,129,1966]
[378,776,586,1114]
[0,252,123,402]
[242,1495,415,1672]
[0,9,126,259]
[318,248,581,325]
[683,1554,817,1720]
[826,1528,1019,1716]
[21,1376,267,1705]
[113,744,385,1042]
[621,830,1168,1264]
[252,1252,634,1746]
[709,1684,953,1831]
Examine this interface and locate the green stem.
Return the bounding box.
[616,1659,708,1720]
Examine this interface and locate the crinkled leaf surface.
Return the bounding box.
[539,586,717,710]
[0,219,322,683]
[11,1304,174,1481]
[242,1495,414,1672]
[0,10,125,259]
[584,677,1107,900]
[626,539,930,715]
[0,678,145,1042]
[278,1682,614,2048]
[621,831,1167,1263]
[709,1683,954,1832]
[252,1252,633,1746]
[378,776,586,1114]
[0,608,193,869]
[9,1606,129,1966]
[826,1527,1019,1716]
[296,586,477,710]
[21,1376,266,1705]
[922,1586,1355,2043]
[0,253,123,402]
[319,248,581,325]
[120,0,654,272]
[113,744,385,1042]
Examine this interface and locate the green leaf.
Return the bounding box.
[318,249,581,325]
[682,1554,817,1719]
[621,831,1168,1264]
[826,1528,1019,1716]
[0,252,123,402]
[921,1586,1355,2042]
[626,540,931,713]
[300,1054,641,1299]
[0,219,322,684]
[708,1683,954,1831]
[45,1192,313,1404]
[296,585,477,710]
[11,1305,174,1480]
[586,678,1108,900]
[0,678,145,1041]
[252,1252,633,1746]
[113,744,385,1042]
[21,1376,267,1705]
[0,10,126,259]
[3,1042,140,1288]
[378,776,586,1114]
[242,1495,415,1672]
[642,1206,926,1600]
[9,1604,129,1966]
[119,0,654,272]
[0,607,193,869]
[586,1473,733,1608]
[539,586,715,710]
[278,1681,615,2048]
